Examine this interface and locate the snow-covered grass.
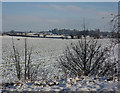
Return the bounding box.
[1,77,119,91]
[1,36,119,91]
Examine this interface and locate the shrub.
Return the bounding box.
[58,37,118,78]
[12,37,39,81]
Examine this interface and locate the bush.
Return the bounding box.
[12,37,39,81]
[58,37,118,78]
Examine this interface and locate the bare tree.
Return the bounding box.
[109,12,120,81]
[12,37,39,81]
[24,38,27,80]
[110,14,120,43]
[12,37,21,80]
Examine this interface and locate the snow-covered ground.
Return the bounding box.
[1,36,119,91]
[1,77,119,91]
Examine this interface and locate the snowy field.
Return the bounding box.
[1,36,119,91]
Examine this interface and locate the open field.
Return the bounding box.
[1,36,119,91]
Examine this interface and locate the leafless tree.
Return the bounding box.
[109,12,120,81]
[12,37,39,81]
[12,37,21,80]
[110,14,120,43]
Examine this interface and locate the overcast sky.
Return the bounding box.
[2,2,118,32]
